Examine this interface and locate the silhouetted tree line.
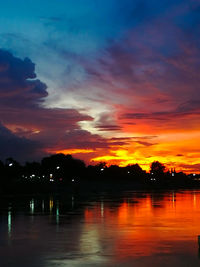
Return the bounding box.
[0,154,199,194]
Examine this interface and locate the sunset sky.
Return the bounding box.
[0,0,200,172]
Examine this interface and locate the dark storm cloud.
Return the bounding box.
[0,49,100,161]
[0,107,92,131]
[0,122,43,161]
[0,49,48,107]
[48,129,111,150]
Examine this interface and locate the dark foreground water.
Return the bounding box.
[0,190,200,267]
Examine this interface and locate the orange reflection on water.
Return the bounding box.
[84,191,200,259]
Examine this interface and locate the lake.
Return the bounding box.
[0,190,200,266]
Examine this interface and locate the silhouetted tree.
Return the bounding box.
[150,161,166,177]
[126,164,144,174]
[5,158,22,184]
[41,153,86,182]
[125,164,146,183]
[24,162,41,177]
[0,152,196,193]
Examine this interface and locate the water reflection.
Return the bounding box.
[42,200,45,212]
[172,191,176,207]
[83,191,200,265]
[49,198,53,213]
[56,201,59,226]
[30,199,34,214]
[101,201,104,218]
[0,191,200,267]
[193,192,197,207]
[7,210,11,240]
[72,196,74,209]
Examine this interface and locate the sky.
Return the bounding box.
[0,0,200,173]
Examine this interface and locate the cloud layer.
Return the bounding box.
[0,50,109,162]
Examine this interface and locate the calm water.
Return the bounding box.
[0,190,200,267]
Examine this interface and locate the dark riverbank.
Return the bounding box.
[1,178,200,198]
[1,153,200,197]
